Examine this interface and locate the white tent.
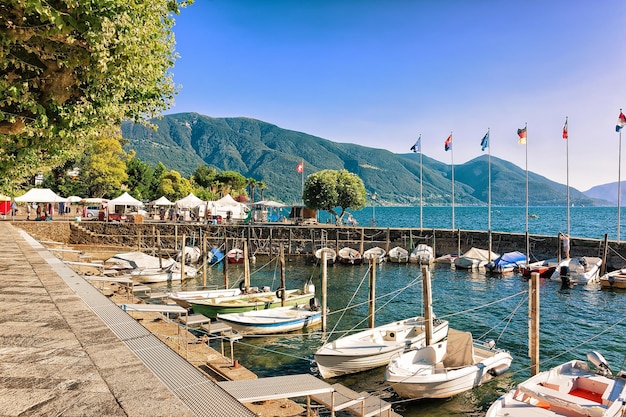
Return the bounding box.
[150,196,174,206]
[107,192,143,211]
[208,194,249,221]
[175,193,203,209]
[14,188,66,203]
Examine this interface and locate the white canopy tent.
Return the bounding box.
[208,194,250,221]
[175,193,203,209]
[14,188,67,203]
[150,196,174,206]
[107,192,143,214]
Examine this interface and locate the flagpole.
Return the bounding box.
[487,128,492,258]
[301,160,304,204]
[619,110,622,244]
[419,135,423,230]
[525,122,529,264]
[450,132,455,230]
[566,116,570,236]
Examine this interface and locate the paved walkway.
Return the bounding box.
[0,222,253,417]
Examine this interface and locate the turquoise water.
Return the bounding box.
[319,206,625,241]
[158,207,626,416]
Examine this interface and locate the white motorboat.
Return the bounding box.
[434,253,458,265]
[386,329,512,399]
[454,247,499,269]
[129,262,197,284]
[314,317,449,379]
[168,288,243,309]
[486,351,626,417]
[600,268,626,289]
[217,302,322,335]
[338,247,363,265]
[363,246,386,263]
[550,256,603,286]
[388,246,409,263]
[315,247,337,264]
[410,244,434,264]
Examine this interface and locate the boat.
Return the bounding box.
[600,268,626,289]
[386,328,512,400]
[189,284,316,318]
[486,351,626,417]
[519,258,559,278]
[314,316,449,379]
[104,251,175,272]
[216,300,322,335]
[168,287,242,309]
[227,248,245,263]
[363,246,386,263]
[176,245,201,264]
[454,247,499,269]
[315,247,337,264]
[549,256,603,286]
[337,247,363,265]
[410,244,434,264]
[434,253,459,265]
[207,247,225,264]
[129,262,197,284]
[486,251,527,274]
[388,246,409,263]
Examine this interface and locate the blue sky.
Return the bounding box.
[168,1,626,191]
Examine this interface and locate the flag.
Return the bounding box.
[480,131,489,151]
[410,135,421,153]
[517,127,527,144]
[562,119,568,139]
[296,161,304,173]
[444,134,452,151]
[617,112,626,132]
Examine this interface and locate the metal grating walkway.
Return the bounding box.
[19,229,255,417]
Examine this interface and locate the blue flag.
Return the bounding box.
[481,131,489,151]
[410,135,421,153]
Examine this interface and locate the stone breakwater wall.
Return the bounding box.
[14,221,626,271]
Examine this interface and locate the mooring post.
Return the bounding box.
[321,251,328,333]
[529,272,540,376]
[369,257,376,328]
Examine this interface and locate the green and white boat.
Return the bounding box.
[190,284,315,318]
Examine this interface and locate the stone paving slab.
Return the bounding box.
[0,222,197,417]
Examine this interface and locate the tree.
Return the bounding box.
[257,180,267,201]
[247,177,257,202]
[193,166,218,189]
[303,169,366,225]
[149,162,167,198]
[216,171,247,197]
[126,151,153,201]
[0,0,191,193]
[81,129,129,198]
[158,170,192,201]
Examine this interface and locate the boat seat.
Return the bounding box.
[519,383,609,417]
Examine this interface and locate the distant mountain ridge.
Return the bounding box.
[121,112,603,206]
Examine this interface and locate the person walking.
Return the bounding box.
[26,203,31,220]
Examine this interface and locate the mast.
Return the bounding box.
[420,136,423,230]
[618,110,623,244]
[565,117,570,236]
[482,129,492,258]
[525,123,529,264]
[445,132,454,230]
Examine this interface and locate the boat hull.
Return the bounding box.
[168,288,242,309]
[600,269,626,289]
[190,290,315,318]
[550,257,602,285]
[314,317,449,379]
[217,306,322,335]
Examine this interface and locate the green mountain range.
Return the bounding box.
[121,112,599,206]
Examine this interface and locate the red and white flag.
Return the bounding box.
[562,119,568,139]
[296,161,304,173]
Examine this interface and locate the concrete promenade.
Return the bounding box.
[0,222,253,417]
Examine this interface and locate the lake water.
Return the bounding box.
[158,206,626,417]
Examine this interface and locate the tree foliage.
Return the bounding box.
[81,129,129,198]
[158,169,192,201]
[126,151,153,201]
[0,0,191,193]
[303,169,366,225]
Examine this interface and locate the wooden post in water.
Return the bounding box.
[288,229,292,255]
[136,229,141,251]
[601,233,608,276]
[385,228,390,254]
[457,229,461,258]
[180,233,185,282]
[529,272,540,376]
[422,265,433,346]
[432,230,436,259]
[157,230,162,269]
[243,240,250,292]
[223,238,229,290]
[202,233,207,287]
[369,257,377,328]
[359,227,364,255]
[280,244,286,307]
[321,251,328,333]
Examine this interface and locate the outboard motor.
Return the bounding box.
[587,351,612,376]
[560,266,572,288]
[309,297,321,312]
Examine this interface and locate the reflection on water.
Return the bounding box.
[149,256,626,417]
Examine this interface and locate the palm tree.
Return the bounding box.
[257,180,267,201]
[247,177,257,202]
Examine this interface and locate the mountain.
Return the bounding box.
[121,112,598,206]
[583,182,626,205]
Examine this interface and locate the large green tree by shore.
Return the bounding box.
[0,0,192,193]
[303,169,367,225]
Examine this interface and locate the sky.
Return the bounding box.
[167,0,626,192]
